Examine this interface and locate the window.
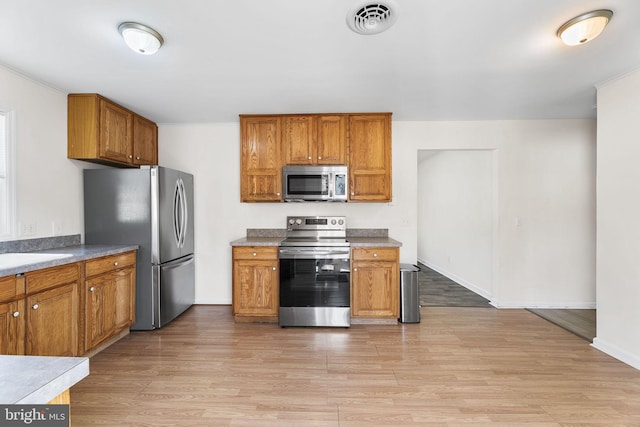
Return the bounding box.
[0,111,15,239]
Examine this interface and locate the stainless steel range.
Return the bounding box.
[279,216,351,327]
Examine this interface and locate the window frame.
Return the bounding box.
[0,110,16,240]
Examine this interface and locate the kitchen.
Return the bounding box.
[1,0,640,424]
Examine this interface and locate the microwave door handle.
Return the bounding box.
[329,173,334,198]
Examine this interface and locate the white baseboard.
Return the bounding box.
[592,337,640,371]
[417,257,492,301]
[494,301,597,309]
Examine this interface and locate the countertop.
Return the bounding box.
[0,355,89,404]
[0,244,139,277]
[230,234,402,247]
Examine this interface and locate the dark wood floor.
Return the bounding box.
[527,308,596,342]
[418,263,492,307]
[418,263,596,342]
[70,305,640,426]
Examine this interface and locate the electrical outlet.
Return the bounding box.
[52,220,63,236]
[20,222,36,236]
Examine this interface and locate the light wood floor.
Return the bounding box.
[71,305,640,426]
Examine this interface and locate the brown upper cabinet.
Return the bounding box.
[282,115,346,165]
[240,115,283,202]
[68,93,158,167]
[348,113,392,202]
[240,112,391,202]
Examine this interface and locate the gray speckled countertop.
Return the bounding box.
[229,237,285,246]
[0,244,138,277]
[230,228,401,247]
[346,236,402,247]
[0,355,89,404]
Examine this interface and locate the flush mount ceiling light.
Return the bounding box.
[557,9,613,46]
[118,22,164,55]
[346,1,399,35]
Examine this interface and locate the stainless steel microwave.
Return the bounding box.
[282,165,348,202]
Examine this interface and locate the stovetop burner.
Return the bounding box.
[281,215,348,247]
[280,237,349,247]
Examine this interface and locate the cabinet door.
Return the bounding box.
[0,299,25,355]
[232,259,279,317]
[99,99,133,164]
[133,114,158,166]
[25,283,78,356]
[85,267,135,350]
[348,114,392,201]
[240,116,282,202]
[351,247,399,318]
[282,115,315,165]
[316,115,346,165]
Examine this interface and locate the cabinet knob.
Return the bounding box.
[128,155,133,159]
[89,286,95,292]
[351,192,355,196]
[12,311,19,318]
[308,156,312,160]
[32,304,39,310]
[353,268,358,272]
[252,252,257,257]
[272,267,276,271]
[318,156,322,160]
[276,192,281,196]
[136,156,141,160]
[114,261,119,266]
[373,253,378,257]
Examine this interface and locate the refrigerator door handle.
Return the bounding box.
[173,179,183,248]
[173,178,188,249]
[179,178,188,248]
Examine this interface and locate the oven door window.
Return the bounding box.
[280,257,350,307]
[286,174,329,196]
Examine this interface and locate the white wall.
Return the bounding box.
[0,65,83,241]
[593,69,640,369]
[160,119,596,308]
[417,150,494,301]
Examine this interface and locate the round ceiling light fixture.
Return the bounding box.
[346,1,399,35]
[557,9,613,46]
[118,22,164,55]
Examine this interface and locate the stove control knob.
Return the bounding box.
[338,219,344,225]
[331,219,337,225]
[288,219,295,225]
[295,219,302,225]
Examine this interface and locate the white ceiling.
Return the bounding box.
[1,0,639,124]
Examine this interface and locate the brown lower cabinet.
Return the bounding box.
[0,290,25,355]
[351,247,399,319]
[229,244,401,324]
[232,246,279,322]
[0,263,80,356]
[0,250,137,357]
[84,252,136,352]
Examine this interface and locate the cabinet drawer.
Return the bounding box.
[0,275,17,303]
[86,251,136,278]
[26,263,80,294]
[233,246,278,260]
[352,247,398,261]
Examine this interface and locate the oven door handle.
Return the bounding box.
[279,248,350,260]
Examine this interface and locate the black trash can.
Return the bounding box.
[399,263,421,323]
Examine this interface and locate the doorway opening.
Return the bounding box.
[417,149,495,307]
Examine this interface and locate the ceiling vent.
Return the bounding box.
[346,1,399,35]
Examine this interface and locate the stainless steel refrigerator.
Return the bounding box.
[83,166,195,330]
